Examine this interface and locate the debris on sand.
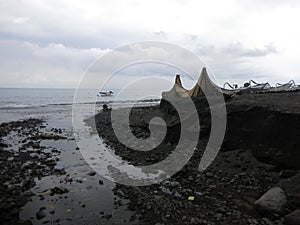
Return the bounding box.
[53,165,66,175]
[187,196,195,201]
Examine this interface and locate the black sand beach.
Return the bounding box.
[94,91,300,225]
[1,91,300,224]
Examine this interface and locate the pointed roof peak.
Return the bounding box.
[175,74,182,86]
[201,67,207,75]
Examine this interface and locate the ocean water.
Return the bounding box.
[0,88,161,124]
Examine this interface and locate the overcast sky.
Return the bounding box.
[1,0,300,88]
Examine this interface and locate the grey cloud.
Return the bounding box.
[0,40,201,89]
[0,1,150,49]
[0,40,109,88]
[222,42,277,57]
[0,0,298,88]
[239,0,300,9]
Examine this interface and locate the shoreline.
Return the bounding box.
[0,117,136,225]
[1,91,300,224]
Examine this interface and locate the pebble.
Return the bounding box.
[205,172,214,178]
[76,178,83,183]
[87,171,96,176]
[36,207,46,220]
[54,166,66,175]
[255,187,287,213]
[188,176,194,181]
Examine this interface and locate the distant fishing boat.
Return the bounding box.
[97,90,114,97]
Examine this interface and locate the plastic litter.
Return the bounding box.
[188,196,195,201]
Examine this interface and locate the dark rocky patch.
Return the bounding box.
[0,119,58,225]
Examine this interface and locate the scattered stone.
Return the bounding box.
[53,165,66,175]
[205,172,214,178]
[76,178,84,183]
[255,187,287,213]
[39,187,69,197]
[39,133,67,140]
[38,187,69,196]
[48,186,69,196]
[87,171,96,176]
[36,207,46,220]
[0,118,57,224]
[64,175,73,183]
[0,142,9,148]
[188,176,194,181]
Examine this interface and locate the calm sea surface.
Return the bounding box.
[0,88,160,124]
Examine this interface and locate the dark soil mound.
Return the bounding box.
[223,92,300,169]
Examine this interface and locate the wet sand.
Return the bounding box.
[0,117,136,225]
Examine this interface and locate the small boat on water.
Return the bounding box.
[97,90,114,97]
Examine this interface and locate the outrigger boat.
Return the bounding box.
[223,79,298,93]
[223,80,271,93]
[162,67,300,99]
[97,90,114,97]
